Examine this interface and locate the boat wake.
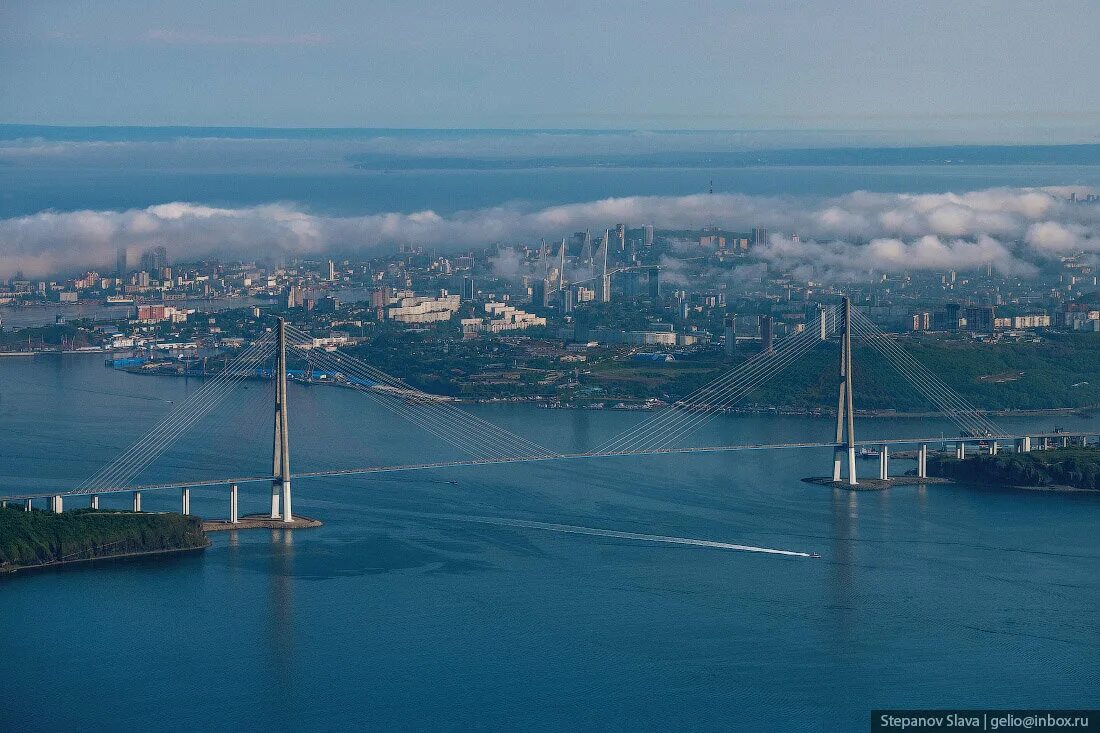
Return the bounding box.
[347,504,819,558]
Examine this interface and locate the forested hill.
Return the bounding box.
[928,448,1100,491]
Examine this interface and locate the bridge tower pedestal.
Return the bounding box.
[878,445,889,480]
[831,297,857,486]
[271,318,293,523]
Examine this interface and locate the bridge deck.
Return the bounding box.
[4,431,1096,501]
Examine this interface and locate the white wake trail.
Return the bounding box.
[343,504,819,558]
[486,517,818,557]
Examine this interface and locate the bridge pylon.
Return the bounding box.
[832,296,857,485]
[271,318,293,522]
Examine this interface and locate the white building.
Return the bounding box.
[461,302,547,335]
[387,294,462,324]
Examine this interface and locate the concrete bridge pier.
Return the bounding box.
[1016,436,1031,453]
[878,445,889,480]
[988,441,999,456]
[51,495,63,513]
[1061,436,1069,448]
[24,498,32,511]
[90,495,99,509]
[917,444,928,479]
[955,441,966,459]
[181,487,190,515]
[132,491,142,512]
[229,484,239,524]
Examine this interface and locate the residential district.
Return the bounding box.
[1,223,1098,413]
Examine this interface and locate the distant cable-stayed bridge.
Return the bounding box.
[5,301,1097,518]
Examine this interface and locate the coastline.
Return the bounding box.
[0,539,211,576]
[97,365,1099,419]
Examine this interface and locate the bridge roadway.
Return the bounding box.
[5,431,1097,501]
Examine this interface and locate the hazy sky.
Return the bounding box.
[1,0,1098,135]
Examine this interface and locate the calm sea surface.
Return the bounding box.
[1,354,1098,732]
[4,163,1100,219]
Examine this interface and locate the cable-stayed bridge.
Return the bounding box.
[5,299,1097,518]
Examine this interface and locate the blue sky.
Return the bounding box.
[1,0,1097,135]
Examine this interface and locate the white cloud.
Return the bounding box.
[0,186,1096,279]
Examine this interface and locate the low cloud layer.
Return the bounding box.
[1,187,1097,280]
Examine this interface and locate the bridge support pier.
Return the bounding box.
[24,498,32,511]
[1017,436,1031,453]
[90,495,99,510]
[282,480,292,525]
[230,484,239,524]
[51,495,63,513]
[1061,436,1069,448]
[132,491,142,512]
[181,487,190,515]
[917,444,928,479]
[955,441,965,459]
[988,441,999,456]
[878,445,889,480]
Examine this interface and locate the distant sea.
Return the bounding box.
[1,127,1098,218]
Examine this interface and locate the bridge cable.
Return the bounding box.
[284,333,554,460]
[76,334,277,492]
[849,310,1006,437]
[285,337,548,461]
[594,311,828,454]
[284,325,554,458]
[849,309,1006,436]
[594,306,835,455]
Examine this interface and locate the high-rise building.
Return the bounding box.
[759,315,774,354]
[461,275,475,301]
[598,235,611,303]
[580,229,593,265]
[116,247,128,277]
[752,228,768,248]
[964,306,995,334]
[945,302,962,331]
[647,267,660,300]
[558,239,567,290]
[724,315,737,356]
[615,223,626,252]
[327,260,337,281]
[141,246,168,273]
[643,225,654,248]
